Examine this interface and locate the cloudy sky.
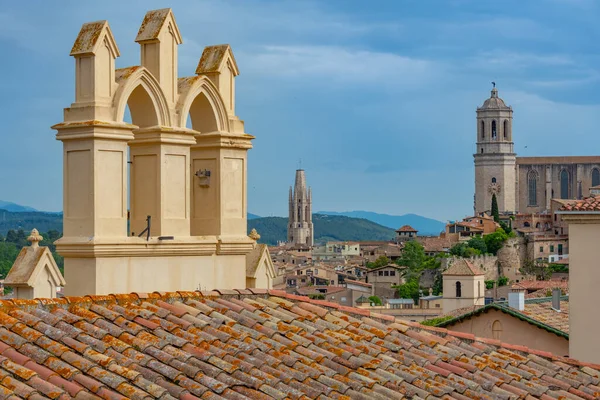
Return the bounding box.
[1,0,599,221]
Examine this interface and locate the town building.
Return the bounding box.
[474,86,600,216]
[365,264,406,299]
[556,194,600,363]
[442,258,485,314]
[287,169,314,247]
[312,241,360,261]
[444,213,499,241]
[359,241,403,262]
[435,288,569,356]
[395,225,417,242]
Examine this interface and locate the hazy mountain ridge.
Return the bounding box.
[317,210,445,235]
[248,213,396,245]
[0,200,37,213]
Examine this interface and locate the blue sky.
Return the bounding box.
[1,0,600,221]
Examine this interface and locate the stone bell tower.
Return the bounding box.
[287,169,313,247]
[474,84,516,215]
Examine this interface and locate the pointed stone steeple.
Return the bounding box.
[287,169,313,247]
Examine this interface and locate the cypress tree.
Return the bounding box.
[491,193,500,222]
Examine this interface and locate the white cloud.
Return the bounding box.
[471,51,574,70]
[241,45,439,86]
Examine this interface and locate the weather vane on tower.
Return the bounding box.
[491,81,496,88]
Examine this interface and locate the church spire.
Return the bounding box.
[287,168,314,247]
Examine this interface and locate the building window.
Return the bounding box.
[390,271,395,276]
[560,170,569,199]
[492,177,497,184]
[491,120,497,139]
[435,304,440,308]
[528,171,537,206]
[384,271,389,276]
[550,245,554,252]
[478,281,481,298]
[481,148,484,154]
[492,320,502,340]
[378,271,383,276]
[539,246,543,253]
[593,168,600,187]
[503,119,508,139]
[480,120,485,140]
[314,269,319,275]
[455,281,462,298]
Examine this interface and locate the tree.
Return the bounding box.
[497,276,509,286]
[484,228,508,255]
[368,296,382,306]
[366,255,390,269]
[432,272,443,296]
[467,236,487,254]
[491,194,500,223]
[396,241,426,278]
[394,278,420,304]
[520,259,551,280]
[449,242,481,258]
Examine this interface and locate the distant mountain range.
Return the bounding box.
[0,200,37,213]
[248,214,396,246]
[317,211,445,235]
[0,200,445,241]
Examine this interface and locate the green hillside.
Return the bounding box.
[0,210,62,235]
[248,214,396,245]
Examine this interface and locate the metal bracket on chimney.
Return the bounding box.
[137,215,151,241]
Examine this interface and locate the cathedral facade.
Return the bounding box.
[288,169,314,247]
[474,87,600,215]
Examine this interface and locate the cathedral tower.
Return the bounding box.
[288,169,314,247]
[474,85,516,215]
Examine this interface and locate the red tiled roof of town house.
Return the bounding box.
[514,280,569,291]
[559,195,600,212]
[395,225,417,232]
[0,290,597,399]
[442,259,484,276]
[416,237,453,253]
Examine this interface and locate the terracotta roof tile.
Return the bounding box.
[395,225,418,232]
[442,259,484,276]
[559,195,600,212]
[0,290,597,398]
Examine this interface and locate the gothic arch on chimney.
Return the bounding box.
[177,76,228,133]
[113,66,171,127]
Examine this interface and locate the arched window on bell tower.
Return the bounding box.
[455,281,462,298]
[491,120,497,140]
[480,120,485,140]
[503,120,508,139]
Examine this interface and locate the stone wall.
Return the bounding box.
[497,237,527,282]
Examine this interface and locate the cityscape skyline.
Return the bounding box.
[1,0,600,221]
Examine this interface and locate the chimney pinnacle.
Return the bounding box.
[27,229,43,250]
